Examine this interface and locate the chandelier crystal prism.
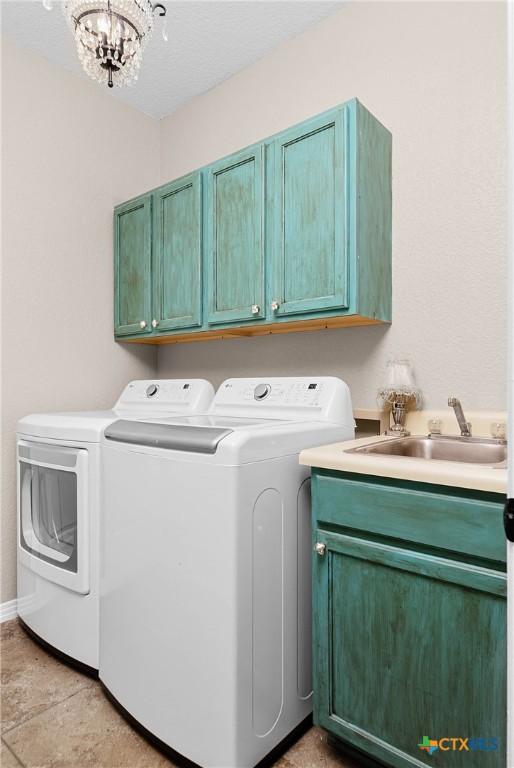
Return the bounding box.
[62,0,166,88]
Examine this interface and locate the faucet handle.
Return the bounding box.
[428,419,442,435]
[491,422,506,440]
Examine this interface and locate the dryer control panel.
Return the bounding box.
[114,380,214,414]
[210,377,354,426]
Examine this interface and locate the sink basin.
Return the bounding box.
[347,436,507,467]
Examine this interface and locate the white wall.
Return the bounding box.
[157,1,508,411]
[0,1,508,603]
[1,40,160,602]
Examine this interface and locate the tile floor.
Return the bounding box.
[1,620,361,768]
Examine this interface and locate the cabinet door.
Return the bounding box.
[153,173,202,331]
[313,531,506,768]
[114,195,152,337]
[269,108,348,318]
[206,146,265,325]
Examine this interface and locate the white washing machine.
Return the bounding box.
[16,379,214,673]
[100,376,354,768]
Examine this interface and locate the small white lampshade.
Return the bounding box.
[377,359,422,411]
[382,359,417,393]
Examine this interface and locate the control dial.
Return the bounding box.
[146,383,159,398]
[254,383,271,401]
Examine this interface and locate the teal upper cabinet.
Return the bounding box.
[114,99,392,344]
[268,108,348,317]
[114,194,152,337]
[206,145,265,325]
[352,101,392,323]
[268,100,391,323]
[153,173,202,332]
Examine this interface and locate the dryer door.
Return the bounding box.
[17,440,89,594]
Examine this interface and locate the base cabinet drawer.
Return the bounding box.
[312,471,506,567]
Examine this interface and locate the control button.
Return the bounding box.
[146,384,159,398]
[254,383,271,401]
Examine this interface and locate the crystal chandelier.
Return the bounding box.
[61,0,167,89]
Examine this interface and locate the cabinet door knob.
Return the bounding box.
[271,300,280,312]
[315,542,326,556]
[251,304,260,315]
[151,319,159,329]
[139,320,147,329]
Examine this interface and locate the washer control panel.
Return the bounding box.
[209,376,355,427]
[211,377,347,411]
[235,380,326,407]
[211,378,353,426]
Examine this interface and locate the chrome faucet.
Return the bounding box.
[448,397,472,437]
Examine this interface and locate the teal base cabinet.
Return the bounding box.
[114,98,392,345]
[311,470,506,768]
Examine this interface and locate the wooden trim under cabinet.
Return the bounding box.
[118,315,386,345]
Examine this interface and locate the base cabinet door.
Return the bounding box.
[268,107,348,319]
[206,145,265,325]
[313,531,506,768]
[114,195,152,337]
[153,173,202,332]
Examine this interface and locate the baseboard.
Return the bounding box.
[0,598,18,623]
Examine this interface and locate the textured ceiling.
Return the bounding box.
[1,0,343,118]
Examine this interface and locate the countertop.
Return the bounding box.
[300,434,507,494]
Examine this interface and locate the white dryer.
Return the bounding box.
[100,377,354,768]
[16,379,214,672]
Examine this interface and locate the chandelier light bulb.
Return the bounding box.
[97,14,109,35]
